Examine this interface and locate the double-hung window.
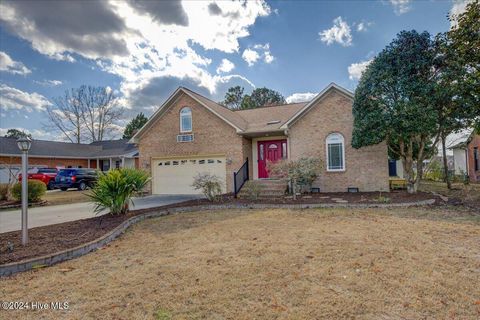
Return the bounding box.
[326,133,345,171]
[180,107,192,132]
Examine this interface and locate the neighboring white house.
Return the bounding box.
[452,147,468,175]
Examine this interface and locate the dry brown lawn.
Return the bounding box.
[1,207,480,319]
[43,189,90,206]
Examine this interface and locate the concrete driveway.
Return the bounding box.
[0,194,203,233]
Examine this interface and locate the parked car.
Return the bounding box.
[54,168,97,191]
[18,168,58,190]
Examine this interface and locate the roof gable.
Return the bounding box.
[281,83,354,129]
[131,87,246,142]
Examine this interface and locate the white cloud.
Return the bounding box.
[450,0,473,27]
[216,59,235,74]
[356,21,373,32]
[348,59,372,81]
[0,51,31,75]
[242,48,260,66]
[242,43,274,66]
[286,92,317,103]
[0,0,271,109]
[389,0,412,15]
[319,17,352,47]
[0,84,52,112]
[0,1,130,60]
[34,79,63,86]
[264,51,274,63]
[107,0,270,107]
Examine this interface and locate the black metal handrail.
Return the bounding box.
[234,157,249,198]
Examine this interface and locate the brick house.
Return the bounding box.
[451,132,480,183]
[132,83,389,194]
[0,138,139,183]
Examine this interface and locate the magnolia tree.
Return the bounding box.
[352,31,439,194]
[267,157,322,200]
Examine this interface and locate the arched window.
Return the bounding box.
[180,107,192,132]
[326,133,345,171]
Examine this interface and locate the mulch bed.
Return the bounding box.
[0,200,48,210]
[0,191,440,265]
[170,190,439,206]
[0,214,129,265]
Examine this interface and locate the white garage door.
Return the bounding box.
[152,156,226,194]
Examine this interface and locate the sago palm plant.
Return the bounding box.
[88,168,150,215]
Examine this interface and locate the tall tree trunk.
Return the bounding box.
[403,156,416,194]
[414,159,423,193]
[441,133,452,189]
[399,139,415,194]
[413,137,426,193]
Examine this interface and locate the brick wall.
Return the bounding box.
[0,156,90,169]
[288,90,389,192]
[137,93,250,193]
[467,134,480,183]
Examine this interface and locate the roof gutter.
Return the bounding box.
[0,153,138,159]
[238,129,287,138]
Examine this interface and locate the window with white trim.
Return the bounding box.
[326,133,345,171]
[180,107,192,132]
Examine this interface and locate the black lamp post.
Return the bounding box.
[17,137,32,245]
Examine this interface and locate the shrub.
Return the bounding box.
[192,173,223,201]
[0,184,9,201]
[424,160,443,181]
[267,157,322,200]
[88,168,150,215]
[374,193,391,203]
[11,180,47,202]
[452,170,468,184]
[242,181,263,200]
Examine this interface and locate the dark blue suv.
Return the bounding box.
[54,168,98,191]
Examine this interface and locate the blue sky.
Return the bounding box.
[0,0,468,141]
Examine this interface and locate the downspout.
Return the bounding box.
[284,129,290,160]
[465,148,469,181]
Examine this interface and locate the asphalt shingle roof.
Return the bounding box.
[0,137,138,158]
[234,102,307,133]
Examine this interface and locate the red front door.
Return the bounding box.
[258,139,287,178]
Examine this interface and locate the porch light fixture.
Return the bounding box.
[17,137,32,245]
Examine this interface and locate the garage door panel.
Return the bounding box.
[152,156,226,194]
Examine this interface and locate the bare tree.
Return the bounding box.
[44,85,124,143]
[78,86,124,142]
[45,88,84,143]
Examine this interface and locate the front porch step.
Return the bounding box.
[237,179,288,199]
